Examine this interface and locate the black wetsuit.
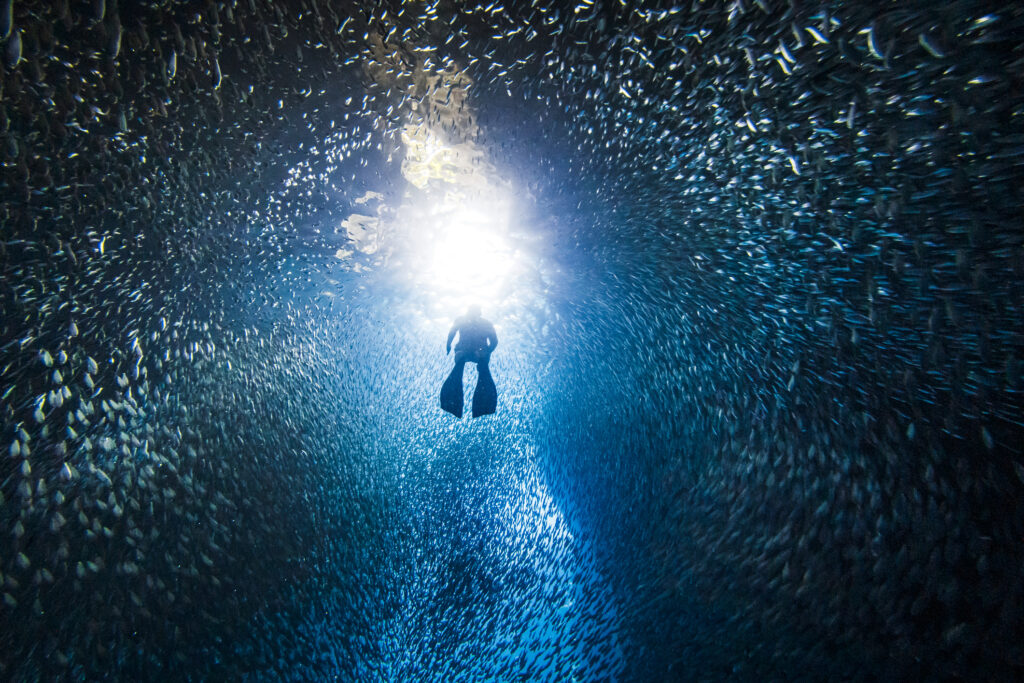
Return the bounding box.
[447,315,498,362]
[441,315,499,418]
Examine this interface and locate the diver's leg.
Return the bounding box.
[471,354,497,417]
[440,355,467,418]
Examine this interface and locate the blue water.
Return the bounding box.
[2,0,1023,680]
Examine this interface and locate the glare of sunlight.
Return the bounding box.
[394,110,534,324]
[425,198,518,310]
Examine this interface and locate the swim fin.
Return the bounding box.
[471,362,497,418]
[440,361,465,418]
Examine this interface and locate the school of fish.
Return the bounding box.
[1,0,1022,680]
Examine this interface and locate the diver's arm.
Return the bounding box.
[487,327,498,353]
[446,326,458,354]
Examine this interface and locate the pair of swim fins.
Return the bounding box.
[440,360,496,419]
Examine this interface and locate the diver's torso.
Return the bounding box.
[455,317,494,351]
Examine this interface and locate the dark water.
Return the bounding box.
[1,0,1023,680]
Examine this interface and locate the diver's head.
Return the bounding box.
[467,304,482,319]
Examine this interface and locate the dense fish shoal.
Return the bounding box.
[2,0,1023,680]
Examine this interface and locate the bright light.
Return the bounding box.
[428,203,515,304]
[390,119,532,318]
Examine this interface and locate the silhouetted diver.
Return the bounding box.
[440,305,498,418]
